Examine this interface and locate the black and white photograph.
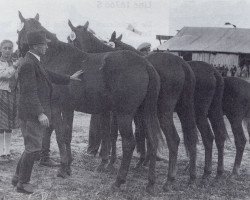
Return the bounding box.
[0,0,249,199]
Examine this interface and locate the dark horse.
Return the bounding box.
[17,12,164,193]
[108,32,228,181]
[67,21,199,191]
[223,77,250,176]
[111,33,249,178]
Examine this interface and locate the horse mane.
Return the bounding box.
[114,40,144,56]
[76,25,114,53]
[47,40,86,58]
[43,40,87,64]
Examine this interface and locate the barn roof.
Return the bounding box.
[157,27,250,54]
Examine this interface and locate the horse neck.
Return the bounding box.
[84,35,114,53]
[42,40,88,74]
[115,41,144,56]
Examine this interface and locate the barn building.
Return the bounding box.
[157,27,250,69]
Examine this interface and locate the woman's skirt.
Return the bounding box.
[0,90,19,130]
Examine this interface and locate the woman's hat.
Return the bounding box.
[26,31,51,46]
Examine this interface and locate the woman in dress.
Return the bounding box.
[0,39,19,160]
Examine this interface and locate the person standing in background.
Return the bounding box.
[0,40,20,161]
[137,42,151,56]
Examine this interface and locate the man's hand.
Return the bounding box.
[70,70,84,81]
[38,113,49,127]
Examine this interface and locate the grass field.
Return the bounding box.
[0,112,249,200]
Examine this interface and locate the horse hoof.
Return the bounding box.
[106,164,116,174]
[66,166,72,176]
[162,182,172,192]
[200,172,212,185]
[214,172,226,183]
[110,182,121,193]
[134,162,143,171]
[143,161,149,167]
[229,173,239,180]
[96,164,106,173]
[57,168,68,179]
[68,157,74,166]
[200,176,210,187]
[211,175,225,187]
[188,179,196,189]
[146,184,155,195]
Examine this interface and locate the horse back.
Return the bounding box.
[146,52,186,103]
[223,77,250,116]
[188,61,217,92]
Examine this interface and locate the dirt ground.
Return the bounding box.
[0,112,249,200]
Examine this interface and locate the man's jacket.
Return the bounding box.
[18,52,70,122]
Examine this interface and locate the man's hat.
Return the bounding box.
[137,42,151,51]
[27,31,51,46]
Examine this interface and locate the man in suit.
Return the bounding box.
[11,31,83,194]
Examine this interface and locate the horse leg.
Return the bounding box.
[62,109,74,175]
[159,112,180,192]
[146,133,157,195]
[106,113,119,172]
[208,71,227,178]
[87,114,102,156]
[193,93,214,182]
[134,112,147,169]
[208,110,227,178]
[176,100,197,187]
[195,111,214,183]
[51,104,68,178]
[245,118,250,144]
[227,115,247,177]
[96,112,111,172]
[111,114,135,189]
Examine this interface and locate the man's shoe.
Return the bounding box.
[16,182,34,194]
[11,175,18,187]
[39,158,60,167]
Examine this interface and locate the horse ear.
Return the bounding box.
[68,20,76,31]
[117,34,123,41]
[34,13,39,21]
[83,21,89,30]
[111,31,116,41]
[18,11,25,22]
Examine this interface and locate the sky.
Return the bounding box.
[0,0,250,50]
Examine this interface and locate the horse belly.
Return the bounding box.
[76,88,111,114]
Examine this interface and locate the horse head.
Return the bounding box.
[67,20,114,53]
[109,31,143,55]
[17,11,58,57]
[17,11,87,74]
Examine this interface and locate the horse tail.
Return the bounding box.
[208,69,230,141]
[243,118,250,143]
[141,61,165,154]
[180,61,198,157]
